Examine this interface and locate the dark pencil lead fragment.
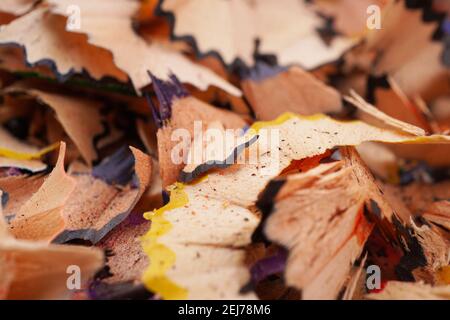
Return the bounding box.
[147,71,189,123]
[144,92,163,128]
[92,146,135,186]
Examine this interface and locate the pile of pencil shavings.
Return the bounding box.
[0,0,449,300]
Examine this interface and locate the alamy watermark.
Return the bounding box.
[66,5,81,31]
[66,264,81,290]
[367,5,382,30]
[366,264,382,290]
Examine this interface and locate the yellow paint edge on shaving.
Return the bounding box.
[250,112,450,144]
[0,142,60,160]
[249,112,326,133]
[141,182,189,300]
